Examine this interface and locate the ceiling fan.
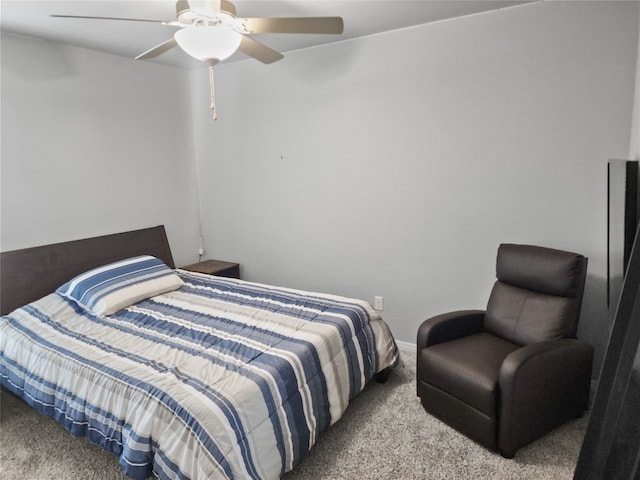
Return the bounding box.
[53,0,344,64]
[52,0,344,119]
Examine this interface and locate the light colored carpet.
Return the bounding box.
[0,351,586,479]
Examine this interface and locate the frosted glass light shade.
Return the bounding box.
[175,26,241,63]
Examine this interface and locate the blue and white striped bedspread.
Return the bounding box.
[0,270,398,479]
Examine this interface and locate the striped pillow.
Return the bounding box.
[56,255,184,316]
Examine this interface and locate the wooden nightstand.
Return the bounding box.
[180,259,240,279]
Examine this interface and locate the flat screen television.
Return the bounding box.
[574,210,640,480]
[576,160,640,480]
[608,160,639,310]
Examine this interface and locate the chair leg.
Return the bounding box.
[374,368,391,383]
[500,450,515,459]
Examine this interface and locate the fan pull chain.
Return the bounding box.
[209,64,218,121]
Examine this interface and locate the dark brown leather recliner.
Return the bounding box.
[416,244,593,458]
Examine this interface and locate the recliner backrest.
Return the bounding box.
[484,244,588,345]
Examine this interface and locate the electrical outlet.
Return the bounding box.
[374,296,384,311]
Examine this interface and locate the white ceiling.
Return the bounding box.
[1,0,535,68]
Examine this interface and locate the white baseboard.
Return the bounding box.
[395,340,415,353]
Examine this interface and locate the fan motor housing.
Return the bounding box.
[176,0,237,21]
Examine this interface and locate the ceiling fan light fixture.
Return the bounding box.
[174,26,241,63]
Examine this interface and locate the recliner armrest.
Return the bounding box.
[417,310,485,349]
[416,310,485,397]
[498,338,594,457]
[500,339,594,389]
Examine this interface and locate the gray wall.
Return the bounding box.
[1,33,200,267]
[190,1,639,378]
[1,2,638,381]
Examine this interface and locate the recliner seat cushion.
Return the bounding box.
[418,332,520,416]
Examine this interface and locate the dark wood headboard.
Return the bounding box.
[1,225,174,315]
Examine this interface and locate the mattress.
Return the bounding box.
[0,270,398,479]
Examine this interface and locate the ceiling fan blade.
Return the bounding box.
[241,17,344,35]
[220,0,236,16]
[50,14,165,24]
[238,35,284,64]
[135,38,178,60]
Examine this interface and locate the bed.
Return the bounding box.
[0,226,399,480]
